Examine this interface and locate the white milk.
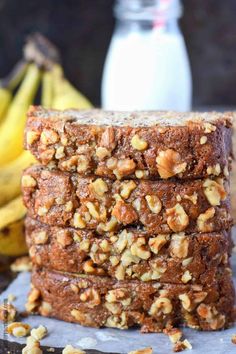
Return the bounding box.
[101,0,192,111]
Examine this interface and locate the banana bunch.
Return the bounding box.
[0,34,93,263]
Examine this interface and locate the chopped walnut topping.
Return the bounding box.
[100,127,116,150]
[91,178,108,196]
[179,293,192,311]
[131,134,148,151]
[6,322,30,337]
[130,237,151,260]
[22,175,37,188]
[135,169,149,178]
[207,163,221,176]
[105,312,128,329]
[95,146,110,159]
[181,270,192,283]
[224,165,229,177]
[148,235,169,254]
[182,257,193,267]
[70,284,79,294]
[28,288,40,303]
[200,136,208,144]
[41,129,59,145]
[203,179,226,206]
[149,297,173,315]
[40,302,52,316]
[183,192,198,205]
[164,328,182,343]
[33,231,48,245]
[128,347,153,354]
[86,201,100,219]
[166,204,189,232]
[115,263,125,280]
[115,158,136,177]
[112,200,138,224]
[132,198,142,212]
[80,288,101,308]
[37,206,49,216]
[145,195,162,214]
[55,146,65,159]
[0,303,17,322]
[65,201,73,212]
[97,216,118,232]
[26,131,40,145]
[170,234,189,258]
[73,213,86,228]
[106,157,118,169]
[62,345,85,354]
[203,122,216,133]
[120,180,136,199]
[77,155,89,173]
[56,229,73,247]
[197,207,215,232]
[156,149,187,179]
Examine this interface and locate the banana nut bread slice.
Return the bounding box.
[22,165,232,234]
[25,107,233,180]
[26,217,232,285]
[27,266,235,332]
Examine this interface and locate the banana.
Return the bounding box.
[0,219,27,257]
[0,150,35,206]
[51,64,92,109]
[0,196,26,229]
[0,60,28,123]
[42,70,54,107]
[0,64,41,166]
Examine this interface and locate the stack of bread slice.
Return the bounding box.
[22,107,235,333]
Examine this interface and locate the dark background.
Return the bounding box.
[0,0,236,107]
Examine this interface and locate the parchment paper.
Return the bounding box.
[1,228,236,353]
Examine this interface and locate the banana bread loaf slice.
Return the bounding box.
[22,165,232,234]
[26,217,232,284]
[27,266,235,332]
[25,106,233,180]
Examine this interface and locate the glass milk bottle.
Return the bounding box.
[101,0,192,111]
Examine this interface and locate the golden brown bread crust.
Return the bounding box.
[25,107,233,180]
[28,266,236,332]
[25,217,232,285]
[22,165,232,234]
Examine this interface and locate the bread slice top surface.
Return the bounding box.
[28,106,234,128]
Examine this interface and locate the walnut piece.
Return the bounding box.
[112,201,138,225]
[131,134,148,151]
[100,127,116,150]
[156,149,187,179]
[62,344,85,354]
[120,180,136,199]
[148,235,169,254]
[80,288,101,308]
[164,327,183,343]
[6,322,31,337]
[31,325,47,340]
[33,231,48,245]
[203,179,226,206]
[91,178,108,196]
[149,297,173,315]
[197,207,215,232]
[166,204,189,232]
[22,175,37,188]
[0,303,17,322]
[145,195,162,214]
[170,234,189,258]
[26,131,40,145]
[40,129,59,145]
[115,158,136,177]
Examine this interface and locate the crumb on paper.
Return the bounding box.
[22,335,42,354]
[47,349,55,353]
[6,321,31,337]
[232,334,236,344]
[31,325,48,340]
[10,256,32,272]
[164,327,183,343]
[0,303,17,322]
[62,344,86,354]
[173,339,192,352]
[128,347,153,354]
